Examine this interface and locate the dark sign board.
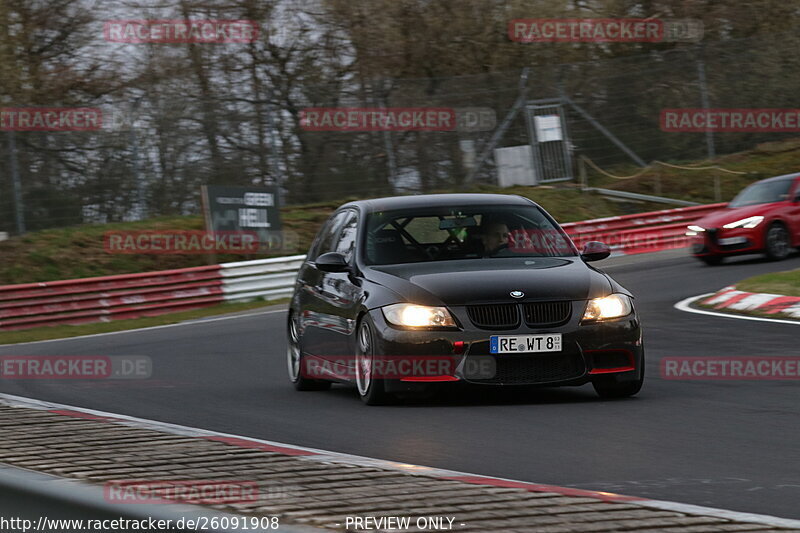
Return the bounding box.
[201,185,288,252]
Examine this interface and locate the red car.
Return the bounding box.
[687,173,800,265]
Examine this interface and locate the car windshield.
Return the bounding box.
[363,204,577,265]
[728,178,794,208]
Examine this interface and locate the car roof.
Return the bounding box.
[339,193,536,214]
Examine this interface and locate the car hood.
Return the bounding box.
[364,257,614,307]
[695,203,777,229]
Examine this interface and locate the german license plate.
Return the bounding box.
[490,334,562,354]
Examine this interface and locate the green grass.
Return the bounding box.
[736,268,800,297]
[0,299,288,345]
[0,203,341,285]
[0,188,662,285]
[587,137,800,203]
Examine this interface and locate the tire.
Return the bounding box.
[355,317,393,405]
[699,255,723,266]
[287,313,331,391]
[592,358,644,399]
[765,222,791,261]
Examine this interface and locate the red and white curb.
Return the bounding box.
[702,286,800,317]
[2,392,799,530]
[675,286,800,325]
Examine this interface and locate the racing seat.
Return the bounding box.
[371,229,409,264]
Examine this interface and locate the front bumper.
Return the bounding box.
[690,227,762,257]
[367,302,643,390]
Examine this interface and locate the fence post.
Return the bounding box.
[696,45,716,161]
[129,96,146,221]
[7,131,25,234]
[265,89,284,206]
[376,79,398,185]
[579,156,588,192]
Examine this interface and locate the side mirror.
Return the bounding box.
[581,241,611,262]
[315,252,349,273]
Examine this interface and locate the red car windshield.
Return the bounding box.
[728,178,794,208]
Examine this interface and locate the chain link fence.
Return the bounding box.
[2,29,800,235]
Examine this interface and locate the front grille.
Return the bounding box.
[466,304,519,330]
[466,301,572,329]
[523,301,571,327]
[471,353,585,385]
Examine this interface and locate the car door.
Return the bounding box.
[314,209,364,360]
[295,210,349,358]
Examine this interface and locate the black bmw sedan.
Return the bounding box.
[287,194,644,404]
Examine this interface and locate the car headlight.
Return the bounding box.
[686,225,705,236]
[723,216,764,229]
[382,303,456,328]
[582,294,633,322]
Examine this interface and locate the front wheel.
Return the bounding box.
[287,314,330,391]
[765,223,791,261]
[593,358,644,399]
[356,318,393,405]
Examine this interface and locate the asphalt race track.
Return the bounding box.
[2,249,799,520]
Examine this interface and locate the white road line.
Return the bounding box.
[2,391,800,529]
[674,294,800,326]
[0,307,288,348]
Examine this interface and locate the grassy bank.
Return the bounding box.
[590,138,800,203]
[0,188,662,285]
[736,268,800,297]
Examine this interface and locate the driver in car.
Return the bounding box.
[479,220,510,255]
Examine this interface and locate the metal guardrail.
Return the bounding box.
[562,203,726,255]
[0,256,306,331]
[0,204,727,331]
[585,187,703,206]
[220,255,306,303]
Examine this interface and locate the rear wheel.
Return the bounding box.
[593,358,644,399]
[765,223,791,261]
[287,314,331,391]
[356,317,393,405]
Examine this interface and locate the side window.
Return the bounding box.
[334,211,358,262]
[309,211,348,261]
